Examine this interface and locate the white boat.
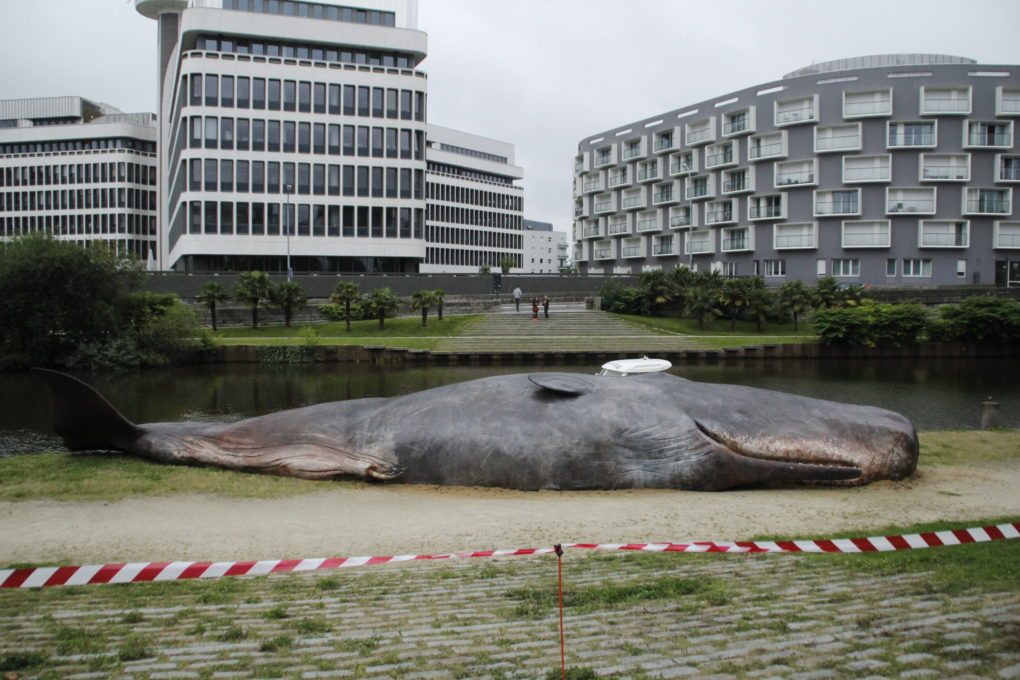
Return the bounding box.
[596,357,672,377]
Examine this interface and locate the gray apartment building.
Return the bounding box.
[572,54,1020,287]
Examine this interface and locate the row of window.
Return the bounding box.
[0,162,156,188]
[219,0,396,28]
[1,188,156,213]
[427,162,514,186]
[1,212,157,238]
[181,158,423,200]
[426,204,523,232]
[0,138,156,157]
[183,73,424,122]
[179,115,424,160]
[424,247,522,269]
[183,200,423,239]
[425,225,522,250]
[761,258,943,278]
[191,34,413,70]
[426,181,522,212]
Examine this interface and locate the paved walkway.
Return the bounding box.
[433,308,704,353]
[2,552,1017,679]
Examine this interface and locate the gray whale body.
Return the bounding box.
[38,369,918,491]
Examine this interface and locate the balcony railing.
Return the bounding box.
[582,180,601,192]
[622,147,643,160]
[776,170,814,186]
[723,178,747,192]
[968,132,1011,146]
[845,166,890,181]
[574,161,583,173]
[583,226,601,238]
[654,138,675,151]
[687,184,710,199]
[574,206,583,217]
[922,165,968,181]
[594,249,613,259]
[622,245,643,257]
[775,234,816,248]
[608,221,629,235]
[637,218,659,232]
[816,133,860,151]
[967,198,1010,213]
[609,174,629,187]
[706,151,733,166]
[922,97,970,113]
[844,100,891,116]
[670,214,692,228]
[1000,166,1020,181]
[815,200,859,215]
[843,234,889,248]
[997,233,1020,247]
[594,201,613,213]
[687,127,712,144]
[706,209,733,223]
[749,141,783,160]
[888,131,935,146]
[776,106,815,124]
[685,240,712,254]
[637,168,660,181]
[887,199,935,213]
[653,189,674,203]
[670,161,692,174]
[595,154,612,166]
[749,204,783,219]
[723,237,749,250]
[1001,99,1020,114]
[920,232,968,247]
[653,242,675,255]
[622,196,645,209]
[723,118,748,135]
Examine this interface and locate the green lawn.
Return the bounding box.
[614,313,816,338]
[1,430,1014,503]
[211,314,480,349]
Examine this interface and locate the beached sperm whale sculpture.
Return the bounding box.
[36,369,918,491]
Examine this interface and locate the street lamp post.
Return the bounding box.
[284,184,293,281]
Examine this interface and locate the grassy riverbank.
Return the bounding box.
[615,313,816,343]
[1,430,1015,503]
[210,314,480,349]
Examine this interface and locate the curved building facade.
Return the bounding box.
[573,55,1020,287]
[138,0,429,272]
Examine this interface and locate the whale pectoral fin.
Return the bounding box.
[527,373,594,396]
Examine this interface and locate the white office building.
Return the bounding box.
[0,97,159,263]
[136,0,429,272]
[522,219,567,274]
[423,124,524,273]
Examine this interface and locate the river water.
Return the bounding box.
[1,358,1016,456]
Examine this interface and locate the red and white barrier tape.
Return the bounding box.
[2,523,1016,590]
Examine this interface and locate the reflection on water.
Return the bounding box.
[1,357,1017,456]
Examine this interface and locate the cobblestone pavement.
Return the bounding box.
[1,552,1017,679]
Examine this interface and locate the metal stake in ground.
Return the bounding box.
[555,543,566,680]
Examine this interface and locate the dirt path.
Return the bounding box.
[1,462,1016,565]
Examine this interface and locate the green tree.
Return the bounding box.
[329,280,361,332]
[637,270,677,317]
[478,264,491,274]
[234,271,272,329]
[132,293,201,366]
[744,285,775,333]
[195,282,230,331]
[499,255,513,274]
[269,281,307,328]
[685,285,721,330]
[776,280,813,332]
[365,287,399,329]
[434,288,446,321]
[813,276,842,309]
[719,278,754,330]
[0,234,142,368]
[411,289,438,327]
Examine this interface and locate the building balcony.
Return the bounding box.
[722,118,749,135]
[670,214,692,228]
[887,199,935,214]
[775,106,815,125]
[637,218,660,232]
[815,201,859,216]
[653,188,676,204]
[670,161,693,175]
[705,209,734,225]
[608,173,630,188]
[594,248,614,260]
[582,180,602,193]
[722,237,751,252]
[653,242,676,255]
[622,195,646,210]
[749,205,783,220]
[921,98,970,114]
[843,234,889,248]
[607,221,629,235]
[815,133,860,152]
[685,240,712,254]
[1000,165,1020,182]
[705,151,735,168]
[622,245,644,258]
[966,199,1010,214]
[844,166,891,182]
[995,232,1020,248]
[637,168,660,182]
[582,225,602,238]
[920,232,968,248]
[776,171,814,187]
[653,137,677,152]
[686,126,713,145]
[622,147,643,160]
[968,132,1012,147]
[722,177,749,194]
[922,165,968,181]
[594,200,614,214]
[774,234,816,249]
[749,141,783,161]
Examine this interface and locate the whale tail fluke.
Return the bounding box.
[33,368,142,452]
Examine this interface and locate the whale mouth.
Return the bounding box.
[695,421,862,484]
[366,462,405,481]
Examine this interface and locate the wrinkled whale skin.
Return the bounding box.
[37,369,919,491]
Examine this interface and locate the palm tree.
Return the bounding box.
[411,289,436,327]
[637,270,676,317]
[777,280,813,331]
[366,287,399,330]
[195,282,230,331]
[813,276,841,309]
[433,288,446,321]
[329,280,360,332]
[269,281,307,328]
[234,271,272,329]
[685,285,721,330]
[744,286,775,333]
[720,278,753,330]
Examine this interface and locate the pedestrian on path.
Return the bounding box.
[542,295,550,319]
[531,298,539,320]
[512,286,523,312]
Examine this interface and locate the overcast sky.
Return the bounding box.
[2,0,1019,233]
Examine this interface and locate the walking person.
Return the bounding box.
[531,298,539,321]
[542,295,550,319]
[512,286,523,312]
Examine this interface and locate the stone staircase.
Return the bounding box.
[432,307,704,353]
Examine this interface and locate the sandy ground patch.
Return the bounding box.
[0,462,1016,565]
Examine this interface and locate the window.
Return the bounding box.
[957,259,967,279]
[314,83,326,114]
[267,79,281,110]
[283,80,296,112]
[283,121,296,153]
[236,119,250,150]
[298,81,311,113]
[888,121,935,147]
[205,74,218,106]
[343,85,355,115]
[252,78,266,109]
[252,120,265,151]
[764,259,785,277]
[902,258,933,277]
[832,258,860,277]
[886,259,897,277]
[221,76,234,107]
[220,117,234,150]
[204,117,218,148]
[237,77,250,108]
[268,121,280,151]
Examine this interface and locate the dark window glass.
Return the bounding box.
[267,203,280,235]
[371,127,383,157]
[297,163,310,195]
[328,124,340,155]
[357,206,369,237]
[313,123,325,154]
[328,205,340,236]
[385,128,397,158]
[399,207,411,238]
[190,74,202,106]
[236,201,249,234]
[237,160,249,192]
[251,202,265,234]
[385,206,397,237]
[283,121,296,152]
[298,122,310,153]
[253,78,266,109]
[221,76,234,107]
[399,129,411,159]
[357,166,369,197]
[386,89,398,118]
[283,80,296,112]
[313,204,325,236]
[371,167,383,198]
[190,117,202,148]
[237,118,250,150]
[268,79,281,110]
[328,165,340,196]
[298,81,311,112]
[205,117,218,149]
[252,119,265,151]
[313,164,325,195]
[205,75,218,106]
[400,168,411,198]
[220,160,233,191]
[190,158,202,190]
[237,77,250,108]
[357,126,369,156]
[268,121,280,151]
[204,201,217,233]
[371,206,383,237]
[343,205,354,237]
[267,161,280,193]
[220,117,234,149]
[283,162,295,191]
[190,201,201,233]
[386,167,397,197]
[297,204,309,236]
[220,201,233,234]
[314,83,326,114]
[415,92,425,122]
[342,125,355,155]
[342,166,354,196]
[358,86,370,117]
[372,88,384,118]
[343,85,355,115]
[252,161,265,192]
[400,90,412,120]
[328,84,341,114]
